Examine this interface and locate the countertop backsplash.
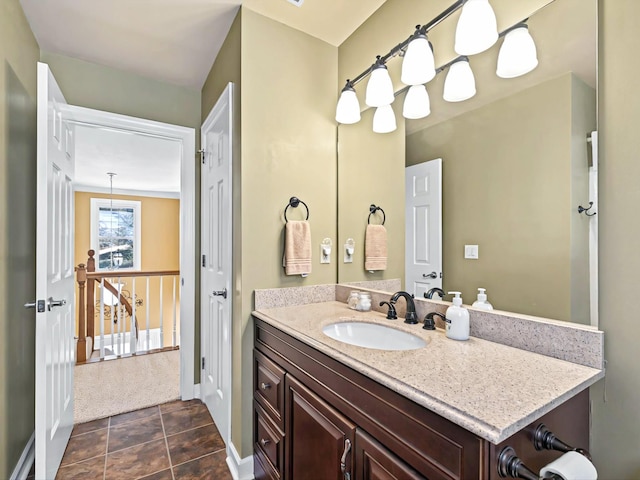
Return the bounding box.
[254,281,604,370]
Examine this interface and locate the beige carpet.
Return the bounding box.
[74,350,181,424]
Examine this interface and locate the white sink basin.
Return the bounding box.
[322,321,427,351]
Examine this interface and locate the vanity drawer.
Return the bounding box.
[255,349,285,426]
[254,401,284,479]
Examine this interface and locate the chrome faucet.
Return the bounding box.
[424,287,445,300]
[390,291,418,324]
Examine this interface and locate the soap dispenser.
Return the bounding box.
[445,292,470,341]
[472,288,493,311]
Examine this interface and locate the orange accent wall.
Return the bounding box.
[74,192,180,346]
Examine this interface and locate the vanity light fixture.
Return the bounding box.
[443,57,476,102]
[372,104,397,133]
[336,0,539,132]
[454,0,498,56]
[365,56,395,107]
[403,85,431,120]
[401,26,436,86]
[496,23,538,78]
[335,80,361,124]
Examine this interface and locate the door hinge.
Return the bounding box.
[201,357,205,369]
[198,149,206,164]
[202,254,206,267]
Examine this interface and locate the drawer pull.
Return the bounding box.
[260,438,271,447]
[260,382,271,390]
[340,439,352,480]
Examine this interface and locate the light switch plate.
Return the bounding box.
[464,244,479,259]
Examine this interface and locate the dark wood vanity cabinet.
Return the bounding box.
[253,318,589,480]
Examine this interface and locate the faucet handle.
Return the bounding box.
[379,301,397,320]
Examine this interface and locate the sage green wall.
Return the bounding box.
[237,9,338,456]
[202,7,338,458]
[337,105,405,283]
[406,74,594,322]
[592,0,640,477]
[0,1,40,477]
[40,51,200,129]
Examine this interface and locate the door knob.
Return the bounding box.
[422,271,437,279]
[48,297,67,310]
[212,288,227,299]
[25,300,46,312]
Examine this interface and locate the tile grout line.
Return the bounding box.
[164,420,214,440]
[159,406,176,480]
[170,448,226,469]
[103,416,111,480]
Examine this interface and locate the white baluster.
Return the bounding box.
[146,277,150,351]
[100,277,105,359]
[172,276,177,347]
[131,277,137,353]
[159,276,164,349]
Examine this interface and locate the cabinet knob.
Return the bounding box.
[260,438,271,447]
[260,382,271,390]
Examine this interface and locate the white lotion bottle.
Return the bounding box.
[472,288,493,310]
[445,292,470,341]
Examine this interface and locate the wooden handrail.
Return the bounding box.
[87,270,180,279]
[100,279,133,317]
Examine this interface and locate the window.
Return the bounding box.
[90,198,141,271]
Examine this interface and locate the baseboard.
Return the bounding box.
[193,383,201,399]
[10,432,34,480]
[226,440,254,480]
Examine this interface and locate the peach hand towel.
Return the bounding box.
[284,220,312,276]
[365,224,387,271]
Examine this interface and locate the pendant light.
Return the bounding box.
[107,172,122,270]
[335,81,361,124]
[454,0,498,56]
[401,26,436,86]
[372,105,397,133]
[403,85,431,120]
[496,24,538,78]
[365,56,395,107]
[443,57,476,102]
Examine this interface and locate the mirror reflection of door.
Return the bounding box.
[405,159,442,298]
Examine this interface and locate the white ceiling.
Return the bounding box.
[20,0,386,89]
[74,124,182,194]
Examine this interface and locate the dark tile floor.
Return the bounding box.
[33,399,233,480]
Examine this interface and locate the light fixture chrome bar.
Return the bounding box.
[348,0,467,88]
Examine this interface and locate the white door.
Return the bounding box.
[35,62,75,479]
[200,83,233,446]
[405,159,442,298]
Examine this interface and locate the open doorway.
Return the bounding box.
[65,105,196,414]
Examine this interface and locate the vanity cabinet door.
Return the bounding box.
[286,375,356,480]
[355,430,424,480]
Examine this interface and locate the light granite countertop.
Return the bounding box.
[253,301,605,444]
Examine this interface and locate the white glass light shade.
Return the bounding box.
[401,36,436,85]
[443,58,476,102]
[496,26,538,78]
[372,105,397,134]
[454,0,498,56]
[403,85,431,120]
[365,65,395,107]
[335,88,361,124]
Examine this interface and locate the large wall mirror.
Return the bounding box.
[337,0,597,326]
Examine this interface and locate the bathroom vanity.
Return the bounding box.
[252,301,603,480]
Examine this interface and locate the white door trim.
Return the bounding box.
[63,104,197,399]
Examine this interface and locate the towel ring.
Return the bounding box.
[284,196,309,222]
[368,204,386,225]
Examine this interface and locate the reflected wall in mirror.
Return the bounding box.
[337,0,596,325]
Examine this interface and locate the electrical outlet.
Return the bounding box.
[344,239,355,263]
[464,244,479,259]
